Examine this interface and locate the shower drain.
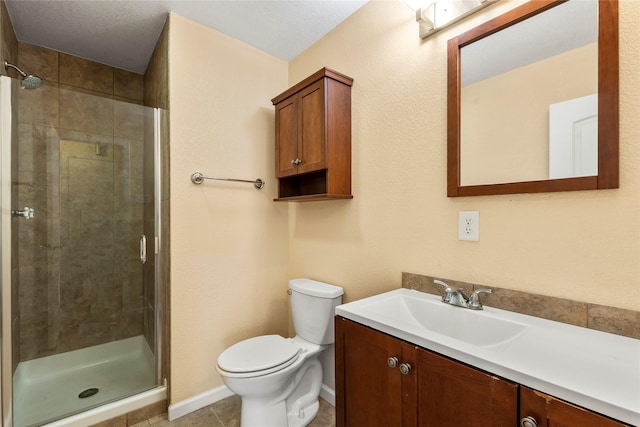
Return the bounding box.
[78,388,99,399]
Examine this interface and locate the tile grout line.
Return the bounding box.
[211,405,226,427]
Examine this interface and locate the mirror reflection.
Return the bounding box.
[459,0,598,186]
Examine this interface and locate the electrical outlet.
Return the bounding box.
[458,211,479,241]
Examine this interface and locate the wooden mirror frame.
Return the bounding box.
[447,0,618,197]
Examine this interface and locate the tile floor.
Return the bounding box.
[132,395,335,427]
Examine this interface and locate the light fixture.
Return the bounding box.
[410,0,497,39]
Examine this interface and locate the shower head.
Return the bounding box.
[20,74,42,90]
[3,60,42,90]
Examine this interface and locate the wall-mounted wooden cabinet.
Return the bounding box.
[271,68,353,201]
[335,317,631,427]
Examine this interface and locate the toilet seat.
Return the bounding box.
[217,335,301,378]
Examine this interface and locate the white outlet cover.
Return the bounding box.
[458,211,479,241]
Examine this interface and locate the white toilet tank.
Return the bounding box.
[289,279,344,345]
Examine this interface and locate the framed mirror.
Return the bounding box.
[447,0,618,197]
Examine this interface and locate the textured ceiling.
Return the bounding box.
[5,0,368,74]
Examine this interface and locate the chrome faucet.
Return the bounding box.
[433,279,492,310]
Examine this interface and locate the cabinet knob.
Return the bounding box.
[520,416,538,427]
[290,158,302,165]
[399,363,412,375]
[387,357,399,368]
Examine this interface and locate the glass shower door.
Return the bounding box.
[1,75,162,427]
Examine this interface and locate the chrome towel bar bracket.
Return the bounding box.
[191,171,264,190]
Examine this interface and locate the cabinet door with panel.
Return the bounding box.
[335,316,404,427]
[274,79,326,178]
[411,345,518,427]
[297,79,326,175]
[274,95,298,177]
[520,386,631,427]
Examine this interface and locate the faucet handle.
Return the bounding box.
[433,279,453,302]
[467,288,492,310]
[433,279,451,291]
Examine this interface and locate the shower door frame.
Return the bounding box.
[1,75,13,427]
[0,75,165,427]
[152,107,164,387]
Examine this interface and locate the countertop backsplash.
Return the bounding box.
[402,272,640,340]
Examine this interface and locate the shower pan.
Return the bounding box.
[0,75,167,426]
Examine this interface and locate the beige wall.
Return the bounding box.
[166,0,640,404]
[461,43,597,185]
[288,0,640,310]
[167,14,289,402]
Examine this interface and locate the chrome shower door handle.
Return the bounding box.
[12,206,34,219]
[140,234,147,264]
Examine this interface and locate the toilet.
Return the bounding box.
[216,278,344,427]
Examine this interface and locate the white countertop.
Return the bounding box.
[335,288,640,426]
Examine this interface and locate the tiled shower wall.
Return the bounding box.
[16,42,149,361]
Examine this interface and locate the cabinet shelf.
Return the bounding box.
[274,194,354,202]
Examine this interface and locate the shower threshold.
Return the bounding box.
[13,335,157,427]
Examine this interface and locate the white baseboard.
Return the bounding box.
[319,384,336,407]
[168,383,335,421]
[168,384,233,421]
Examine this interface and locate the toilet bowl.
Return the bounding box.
[216,279,343,427]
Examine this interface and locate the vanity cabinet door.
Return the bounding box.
[335,317,406,427]
[520,386,631,427]
[412,346,518,427]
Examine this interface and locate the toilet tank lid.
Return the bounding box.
[289,278,344,298]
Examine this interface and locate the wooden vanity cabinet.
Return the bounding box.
[520,386,631,427]
[336,317,633,427]
[335,317,518,427]
[271,68,353,201]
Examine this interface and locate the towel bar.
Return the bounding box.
[190,171,264,190]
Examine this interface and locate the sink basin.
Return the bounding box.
[358,292,528,349]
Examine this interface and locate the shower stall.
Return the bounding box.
[0,70,167,426]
